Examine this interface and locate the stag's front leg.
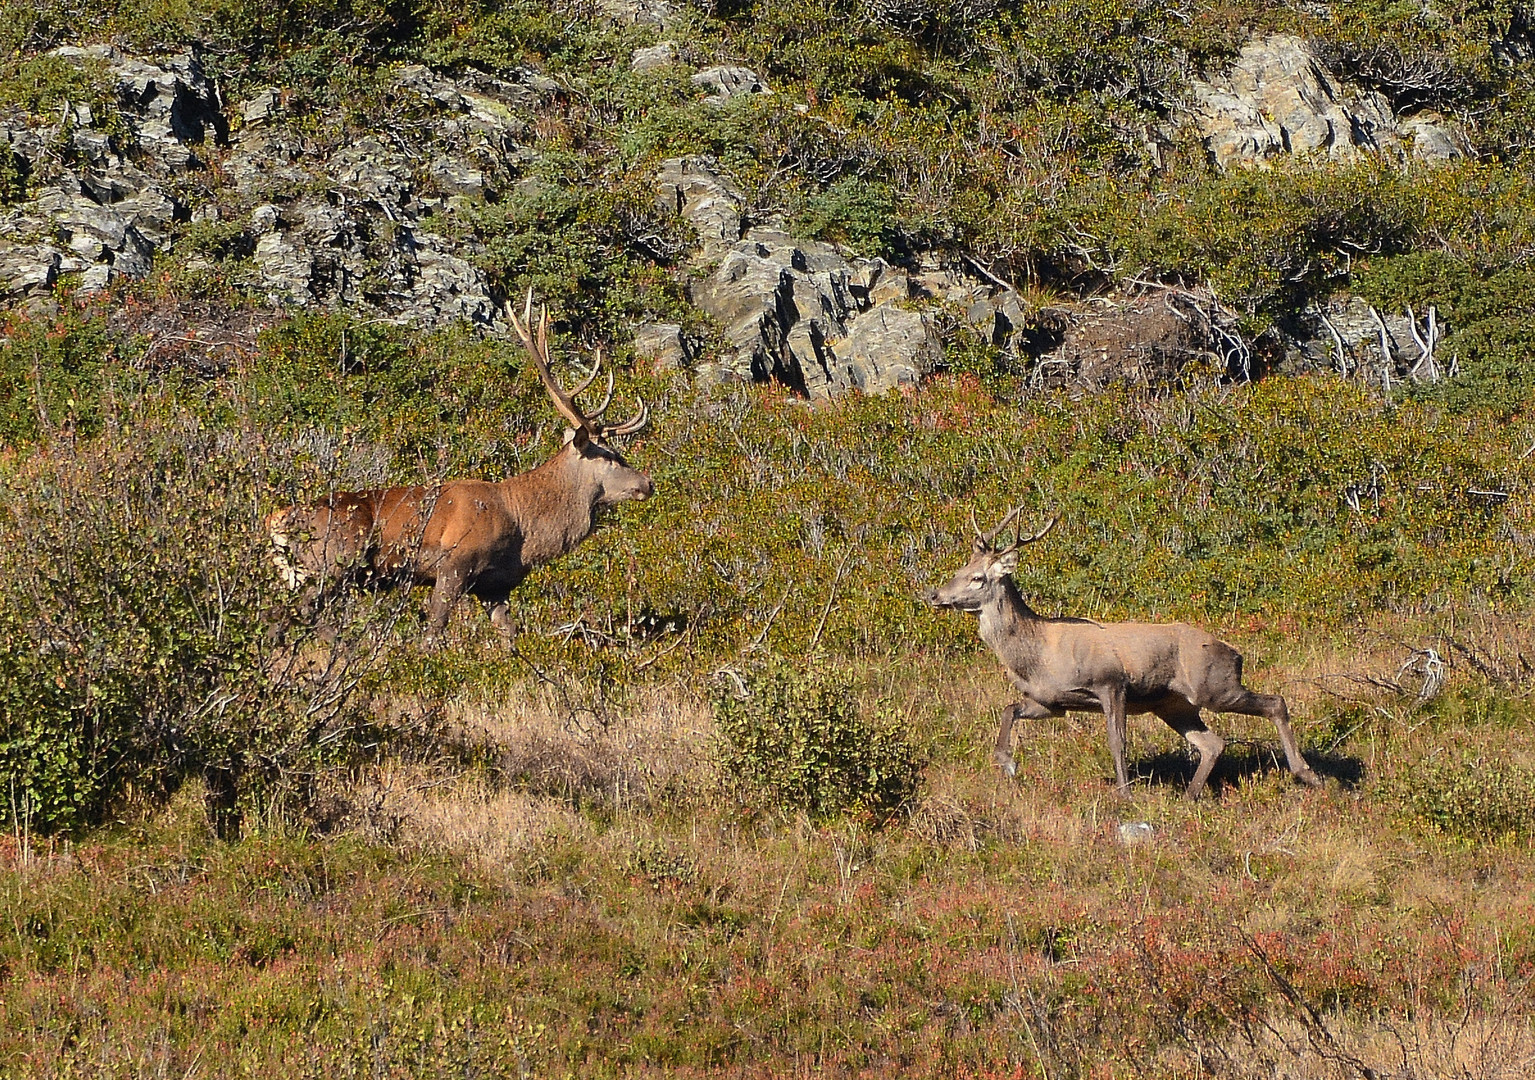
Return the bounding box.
[424,571,467,645]
[995,697,1053,778]
[1098,685,1131,796]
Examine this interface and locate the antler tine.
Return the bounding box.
[569,348,603,399]
[983,503,1029,547]
[585,369,617,421]
[605,397,649,438]
[511,294,593,435]
[1014,515,1058,547]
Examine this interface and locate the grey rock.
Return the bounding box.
[1293,294,1443,381]
[1,244,61,293]
[1187,35,1470,169]
[820,304,938,395]
[251,204,281,234]
[691,65,770,105]
[254,231,316,305]
[856,258,910,306]
[1118,822,1155,845]
[596,0,672,26]
[655,157,743,251]
[633,322,691,369]
[241,88,281,126]
[687,230,939,398]
[428,157,485,198]
[118,188,178,243]
[631,41,679,72]
[78,264,111,293]
[1401,113,1469,161]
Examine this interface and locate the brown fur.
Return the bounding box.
[926,530,1322,799]
[267,431,651,640]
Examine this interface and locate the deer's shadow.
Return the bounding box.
[1131,743,1365,795]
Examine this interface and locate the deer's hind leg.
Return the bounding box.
[1153,697,1225,800]
[1214,688,1322,788]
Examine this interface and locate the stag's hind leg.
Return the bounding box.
[1154,698,1225,800]
[1216,688,1322,788]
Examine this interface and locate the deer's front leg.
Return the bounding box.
[1098,685,1131,796]
[996,697,1054,779]
[424,570,467,644]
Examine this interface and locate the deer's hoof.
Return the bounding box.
[1298,769,1324,789]
[995,754,1017,779]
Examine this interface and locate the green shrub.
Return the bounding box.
[0,424,406,835]
[1388,754,1535,843]
[711,659,921,819]
[0,308,115,448]
[0,148,27,205]
[793,176,901,258]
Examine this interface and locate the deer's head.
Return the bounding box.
[511,293,654,507]
[924,507,1056,613]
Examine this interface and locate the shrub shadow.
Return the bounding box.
[1131,744,1365,795]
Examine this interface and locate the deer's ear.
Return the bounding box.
[565,426,590,448]
[989,549,1018,578]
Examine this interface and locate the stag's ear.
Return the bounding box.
[988,549,1019,578]
[565,426,590,448]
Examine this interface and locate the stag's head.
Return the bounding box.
[511,293,654,506]
[923,507,1056,613]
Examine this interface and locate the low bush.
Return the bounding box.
[0,422,408,836]
[711,658,922,819]
[1387,754,1535,843]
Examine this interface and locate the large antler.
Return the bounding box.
[972,504,1056,551]
[508,290,648,440]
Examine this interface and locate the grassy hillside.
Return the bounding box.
[4,0,1535,1075]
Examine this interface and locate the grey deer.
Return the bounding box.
[924,508,1323,799]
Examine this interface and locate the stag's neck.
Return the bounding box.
[500,448,601,566]
[978,579,1044,664]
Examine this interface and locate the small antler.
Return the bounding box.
[507,290,649,440]
[975,504,1056,551]
[1007,515,1057,550]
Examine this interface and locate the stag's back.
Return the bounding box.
[1034,618,1246,702]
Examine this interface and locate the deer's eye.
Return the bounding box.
[970,574,985,585]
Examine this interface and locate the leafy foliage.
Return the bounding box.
[0,422,409,835]
[1388,754,1535,842]
[712,659,921,818]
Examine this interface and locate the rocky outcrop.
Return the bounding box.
[631,42,680,72]
[1291,295,1448,382]
[1188,35,1469,170]
[0,50,548,329]
[691,66,771,105]
[0,45,217,297]
[657,157,942,397]
[632,322,693,369]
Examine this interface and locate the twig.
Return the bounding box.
[961,253,1020,295]
[1316,310,1351,376]
[743,583,792,654]
[808,546,856,652]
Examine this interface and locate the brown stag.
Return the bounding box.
[266,295,653,641]
[924,508,1322,799]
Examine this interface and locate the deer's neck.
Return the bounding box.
[978,580,1045,671]
[500,449,600,566]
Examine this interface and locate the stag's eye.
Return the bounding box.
[969,574,985,586]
